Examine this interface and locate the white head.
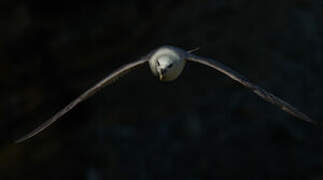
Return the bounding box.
[149,46,186,81]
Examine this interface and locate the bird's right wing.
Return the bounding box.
[15,56,149,143]
[186,54,315,124]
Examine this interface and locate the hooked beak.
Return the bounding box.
[157,68,166,80]
[159,74,163,80]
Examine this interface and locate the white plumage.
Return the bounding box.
[149,46,186,81]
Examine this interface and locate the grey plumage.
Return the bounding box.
[15,45,315,143]
[15,55,150,143]
[186,54,314,124]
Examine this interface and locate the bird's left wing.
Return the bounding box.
[15,56,149,143]
[186,54,315,124]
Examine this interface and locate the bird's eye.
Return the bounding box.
[156,60,160,66]
[168,64,173,68]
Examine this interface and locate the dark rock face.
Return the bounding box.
[1,0,322,179]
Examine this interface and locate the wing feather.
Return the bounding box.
[15,57,148,143]
[186,54,315,124]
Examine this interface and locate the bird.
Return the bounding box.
[15,45,315,143]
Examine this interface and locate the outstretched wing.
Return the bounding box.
[16,57,149,143]
[186,54,315,124]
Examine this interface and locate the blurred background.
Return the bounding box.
[1,0,323,179]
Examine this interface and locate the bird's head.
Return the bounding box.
[149,46,186,81]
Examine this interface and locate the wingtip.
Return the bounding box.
[299,114,317,126]
[14,137,27,144]
[305,119,316,125]
[307,118,318,126]
[14,134,33,144]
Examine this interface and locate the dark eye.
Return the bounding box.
[156,60,160,66]
[168,64,173,68]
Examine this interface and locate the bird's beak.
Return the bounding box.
[159,74,163,80]
[157,68,165,80]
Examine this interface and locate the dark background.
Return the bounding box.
[1,0,323,179]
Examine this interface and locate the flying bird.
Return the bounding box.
[15,45,315,143]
